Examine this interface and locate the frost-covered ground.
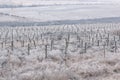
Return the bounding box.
[0,23,120,80]
[0,0,120,80]
[0,46,120,80]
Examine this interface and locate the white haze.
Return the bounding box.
[0,0,120,6]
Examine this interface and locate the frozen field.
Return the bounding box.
[0,23,120,80]
[0,4,120,22]
[0,0,120,80]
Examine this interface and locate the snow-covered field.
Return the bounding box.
[0,3,120,22]
[0,23,120,80]
[0,0,120,80]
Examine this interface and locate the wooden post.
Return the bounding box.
[50,39,54,50]
[1,42,3,48]
[41,34,42,39]
[67,33,70,42]
[106,34,110,46]
[11,29,14,51]
[45,44,48,59]
[115,41,117,53]
[33,40,36,48]
[65,39,69,55]
[28,44,30,55]
[97,40,100,46]
[103,44,106,58]
[11,41,14,51]
[84,42,87,53]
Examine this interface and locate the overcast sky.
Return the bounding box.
[0,0,120,5]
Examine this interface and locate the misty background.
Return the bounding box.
[0,0,120,26]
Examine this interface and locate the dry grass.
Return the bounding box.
[1,51,120,80]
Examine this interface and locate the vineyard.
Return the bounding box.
[0,23,120,80]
